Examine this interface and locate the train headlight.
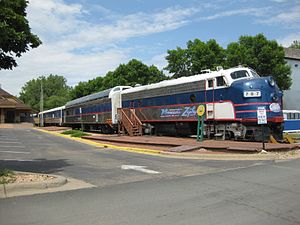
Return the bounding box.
[269,103,281,113]
[268,77,275,87]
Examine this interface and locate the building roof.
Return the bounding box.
[0,88,32,111]
[284,48,300,60]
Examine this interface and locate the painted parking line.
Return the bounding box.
[2,159,39,162]
[0,150,30,154]
[0,139,19,142]
[0,146,25,148]
[0,141,22,144]
[121,165,161,174]
[0,136,18,140]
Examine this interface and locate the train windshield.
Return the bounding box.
[250,69,260,78]
[230,70,250,79]
[230,69,260,80]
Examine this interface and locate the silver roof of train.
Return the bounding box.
[65,88,112,108]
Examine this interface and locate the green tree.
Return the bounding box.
[165,39,225,78]
[70,59,167,99]
[69,77,104,99]
[289,40,300,49]
[111,59,167,86]
[165,47,191,78]
[187,39,225,75]
[165,34,291,90]
[19,75,71,111]
[226,34,291,90]
[0,0,41,70]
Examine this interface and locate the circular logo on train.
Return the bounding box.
[197,104,206,117]
[269,103,281,113]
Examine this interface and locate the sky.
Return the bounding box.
[1,0,299,95]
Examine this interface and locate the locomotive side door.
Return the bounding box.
[111,89,122,124]
[205,78,215,119]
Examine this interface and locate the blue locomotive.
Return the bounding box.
[38,66,284,141]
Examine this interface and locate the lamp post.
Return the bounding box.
[40,81,44,127]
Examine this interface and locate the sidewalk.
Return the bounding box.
[83,134,300,153]
[0,172,94,198]
[0,123,34,129]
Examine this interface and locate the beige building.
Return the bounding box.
[284,48,300,110]
[0,88,33,123]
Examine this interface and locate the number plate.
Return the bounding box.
[243,91,261,98]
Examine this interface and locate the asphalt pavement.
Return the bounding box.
[1,128,300,225]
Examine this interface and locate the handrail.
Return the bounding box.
[117,108,142,136]
[130,109,142,125]
[129,109,142,135]
[119,109,133,136]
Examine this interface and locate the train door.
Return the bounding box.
[205,78,215,119]
[111,89,121,124]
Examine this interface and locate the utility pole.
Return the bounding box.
[40,81,44,127]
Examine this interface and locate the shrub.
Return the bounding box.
[61,129,90,138]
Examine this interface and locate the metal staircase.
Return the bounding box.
[117,108,143,136]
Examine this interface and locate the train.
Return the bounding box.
[283,110,300,133]
[37,66,284,141]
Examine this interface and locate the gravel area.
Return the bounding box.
[1,173,55,184]
[13,173,55,183]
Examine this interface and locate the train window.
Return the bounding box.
[230,70,249,79]
[250,69,260,77]
[291,113,295,120]
[216,76,226,87]
[207,79,214,88]
[190,94,196,103]
[138,100,142,107]
[130,101,134,108]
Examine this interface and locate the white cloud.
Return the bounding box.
[258,5,300,28]
[56,6,199,52]
[277,32,300,47]
[198,7,270,21]
[270,0,289,3]
[27,0,85,37]
[1,44,129,94]
[0,0,201,95]
[146,53,168,70]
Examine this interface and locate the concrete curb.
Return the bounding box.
[34,128,162,155]
[0,172,67,198]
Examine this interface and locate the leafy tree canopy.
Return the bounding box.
[0,0,41,70]
[70,59,167,99]
[226,34,291,90]
[289,40,300,49]
[165,34,291,90]
[19,75,71,111]
[165,39,225,78]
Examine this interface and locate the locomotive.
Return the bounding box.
[38,66,284,141]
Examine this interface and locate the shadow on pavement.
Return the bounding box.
[0,158,71,174]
